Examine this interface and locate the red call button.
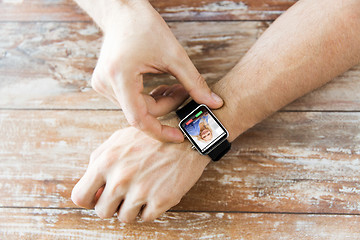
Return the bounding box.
[186,119,193,125]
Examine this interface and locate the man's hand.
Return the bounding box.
[76,0,223,143]
[71,127,210,222]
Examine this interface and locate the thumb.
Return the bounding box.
[167,51,223,109]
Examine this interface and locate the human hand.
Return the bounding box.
[90,0,223,143]
[71,127,210,222]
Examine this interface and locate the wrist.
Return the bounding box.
[75,0,150,32]
[160,112,211,165]
[179,139,212,165]
[212,98,255,143]
[211,74,262,143]
[101,0,151,33]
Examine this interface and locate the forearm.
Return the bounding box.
[213,0,360,142]
[74,0,148,31]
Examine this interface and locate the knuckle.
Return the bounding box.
[109,167,138,195]
[92,167,104,183]
[103,148,117,160]
[193,73,206,88]
[187,74,207,97]
[97,149,118,170]
[109,178,129,195]
[130,187,148,203]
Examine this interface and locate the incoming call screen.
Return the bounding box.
[180,105,227,154]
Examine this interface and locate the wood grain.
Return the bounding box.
[2,0,357,237]
[1,21,360,110]
[0,0,296,22]
[1,110,360,214]
[0,208,359,240]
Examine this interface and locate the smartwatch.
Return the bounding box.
[176,100,231,161]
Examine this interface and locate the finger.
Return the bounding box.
[149,85,170,99]
[160,84,187,98]
[94,183,125,219]
[94,186,105,204]
[135,113,185,143]
[111,73,184,143]
[145,84,188,116]
[149,84,184,100]
[167,49,223,109]
[117,194,146,223]
[71,168,106,209]
[141,199,179,222]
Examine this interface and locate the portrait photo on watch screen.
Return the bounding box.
[181,107,227,152]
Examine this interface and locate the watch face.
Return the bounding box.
[179,105,228,155]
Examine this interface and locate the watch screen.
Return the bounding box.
[180,105,228,154]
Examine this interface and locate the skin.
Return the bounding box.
[72,0,360,222]
[74,0,223,143]
[200,129,212,142]
[72,126,208,222]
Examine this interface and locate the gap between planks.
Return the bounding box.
[2,206,360,216]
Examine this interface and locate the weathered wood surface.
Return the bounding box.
[1,208,359,240]
[1,110,360,214]
[0,0,296,22]
[2,0,360,238]
[1,21,360,111]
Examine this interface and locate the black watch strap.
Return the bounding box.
[176,100,231,161]
[208,140,231,161]
[176,100,200,119]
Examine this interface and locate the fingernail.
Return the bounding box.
[174,130,184,143]
[211,92,223,104]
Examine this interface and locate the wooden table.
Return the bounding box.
[1,0,360,239]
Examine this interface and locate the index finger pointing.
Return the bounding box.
[111,72,184,143]
[138,113,184,143]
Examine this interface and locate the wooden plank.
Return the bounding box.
[0,21,258,110]
[0,208,359,239]
[152,0,296,21]
[1,21,360,110]
[0,0,296,22]
[1,110,360,213]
